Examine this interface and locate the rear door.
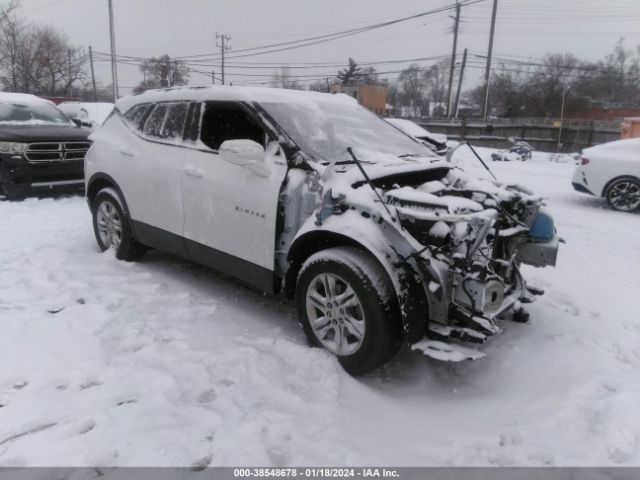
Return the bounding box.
[118,101,191,255]
[181,101,288,291]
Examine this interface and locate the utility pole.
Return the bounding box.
[107,0,118,101]
[453,48,467,119]
[211,69,215,84]
[89,46,97,101]
[482,0,498,120]
[557,84,568,152]
[446,1,461,118]
[216,33,231,85]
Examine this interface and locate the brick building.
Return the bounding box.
[329,84,388,116]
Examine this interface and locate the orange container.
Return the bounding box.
[621,117,640,139]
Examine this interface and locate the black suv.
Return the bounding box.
[0,93,91,199]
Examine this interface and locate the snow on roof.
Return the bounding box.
[115,85,358,112]
[0,92,55,106]
[584,136,640,154]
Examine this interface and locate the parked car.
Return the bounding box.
[58,102,114,130]
[572,138,640,212]
[491,139,533,162]
[0,93,90,199]
[85,86,559,374]
[385,118,449,156]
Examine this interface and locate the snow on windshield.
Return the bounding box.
[262,100,431,163]
[0,101,73,126]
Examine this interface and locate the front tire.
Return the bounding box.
[296,247,402,375]
[604,176,640,213]
[92,189,144,260]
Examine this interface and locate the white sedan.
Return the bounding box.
[572,138,640,212]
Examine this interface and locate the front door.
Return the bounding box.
[181,101,288,291]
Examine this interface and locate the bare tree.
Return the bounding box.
[397,64,425,117]
[0,0,22,91]
[422,60,449,107]
[271,67,303,90]
[308,79,329,92]
[1,5,89,96]
[134,54,190,93]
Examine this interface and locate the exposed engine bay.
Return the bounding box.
[279,157,560,362]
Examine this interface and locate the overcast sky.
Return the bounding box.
[13,0,640,96]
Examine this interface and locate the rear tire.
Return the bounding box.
[604,176,640,213]
[295,247,402,375]
[92,188,145,260]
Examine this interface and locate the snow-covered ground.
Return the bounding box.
[1,148,639,467]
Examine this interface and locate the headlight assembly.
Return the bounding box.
[11,142,27,153]
[0,142,27,154]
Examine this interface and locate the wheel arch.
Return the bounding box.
[285,229,429,345]
[87,173,137,237]
[601,174,640,197]
[87,173,130,214]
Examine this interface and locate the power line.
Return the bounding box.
[96,0,486,64]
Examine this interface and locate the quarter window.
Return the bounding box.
[122,103,150,130]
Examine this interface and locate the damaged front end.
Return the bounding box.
[307,162,560,362]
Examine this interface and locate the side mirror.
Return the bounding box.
[219,139,270,176]
[71,117,92,128]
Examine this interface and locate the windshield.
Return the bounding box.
[261,99,431,163]
[0,101,73,126]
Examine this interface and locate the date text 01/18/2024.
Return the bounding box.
[233,468,400,478]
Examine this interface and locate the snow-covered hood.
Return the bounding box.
[323,155,451,183]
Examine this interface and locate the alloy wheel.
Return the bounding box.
[96,199,123,249]
[305,273,366,356]
[608,180,640,212]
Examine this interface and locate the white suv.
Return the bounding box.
[85,86,559,374]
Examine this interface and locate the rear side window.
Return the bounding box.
[162,102,189,139]
[143,103,169,137]
[122,103,150,130]
[141,102,189,141]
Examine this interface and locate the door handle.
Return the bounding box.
[183,165,204,178]
[119,147,136,157]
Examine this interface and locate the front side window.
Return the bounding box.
[200,102,265,151]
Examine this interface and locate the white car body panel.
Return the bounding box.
[573,138,640,196]
[88,117,185,237]
[182,146,287,271]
